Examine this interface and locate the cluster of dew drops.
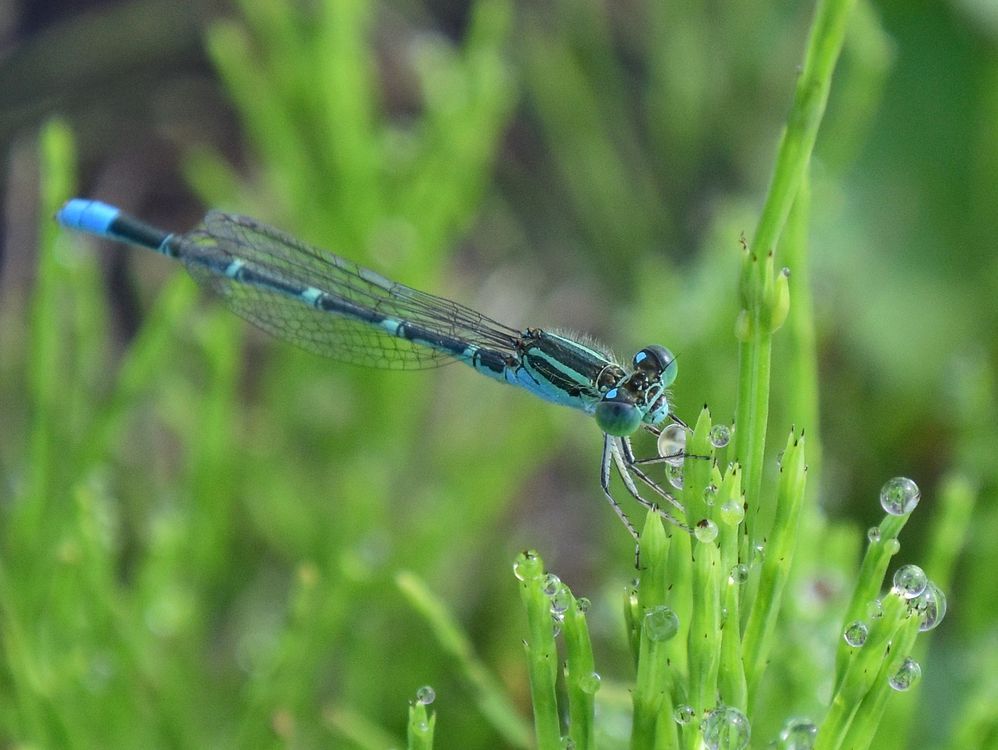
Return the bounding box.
[512,559,604,700]
[672,702,816,750]
[631,601,757,749]
[656,420,746,564]
[512,469,943,750]
[840,476,947,696]
[662,476,943,750]
[656,421,732,495]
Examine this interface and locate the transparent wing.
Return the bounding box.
[177,212,522,370]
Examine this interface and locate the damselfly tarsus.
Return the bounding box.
[56,198,689,538]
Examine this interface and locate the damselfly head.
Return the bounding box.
[633,345,676,427]
[595,345,676,435]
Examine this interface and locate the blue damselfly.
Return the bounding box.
[56,199,688,537]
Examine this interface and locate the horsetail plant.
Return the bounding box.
[504,465,947,750]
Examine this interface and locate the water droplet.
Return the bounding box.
[657,423,687,465]
[701,706,751,750]
[720,500,745,526]
[560,737,576,750]
[778,717,817,749]
[710,424,732,448]
[674,704,696,725]
[579,671,602,694]
[867,599,884,619]
[416,720,430,732]
[513,550,541,581]
[549,585,572,616]
[703,483,719,505]
[843,620,868,647]
[888,657,921,691]
[892,564,928,599]
[884,539,900,555]
[643,605,679,642]
[542,573,561,597]
[880,477,920,515]
[911,581,947,632]
[666,463,684,490]
[695,518,718,543]
[729,563,749,585]
[416,685,436,705]
[867,527,881,543]
[576,596,591,614]
[776,450,785,468]
[552,621,562,638]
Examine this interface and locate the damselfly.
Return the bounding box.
[56,199,688,538]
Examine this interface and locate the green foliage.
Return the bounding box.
[1,0,996,748]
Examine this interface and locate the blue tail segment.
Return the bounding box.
[57,198,173,254]
[57,199,120,236]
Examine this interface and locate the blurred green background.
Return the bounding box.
[1,0,996,747]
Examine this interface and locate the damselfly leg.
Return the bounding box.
[599,431,691,542]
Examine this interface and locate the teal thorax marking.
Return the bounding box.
[474,330,677,438]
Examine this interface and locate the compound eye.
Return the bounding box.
[595,388,643,436]
[661,355,678,387]
[633,345,677,385]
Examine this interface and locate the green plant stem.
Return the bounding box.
[687,540,722,714]
[783,173,821,496]
[718,580,748,711]
[733,310,775,543]
[632,613,675,750]
[407,701,436,750]
[833,512,909,687]
[816,594,908,750]
[653,689,679,750]
[682,407,715,524]
[742,430,808,700]
[562,592,598,750]
[839,614,921,750]
[734,0,857,527]
[631,510,674,750]
[715,464,748,711]
[665,522,694,680]
[515,553,561,750]
[715,464,741,579]
[875,474,976,749]
[637,509,671,616]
